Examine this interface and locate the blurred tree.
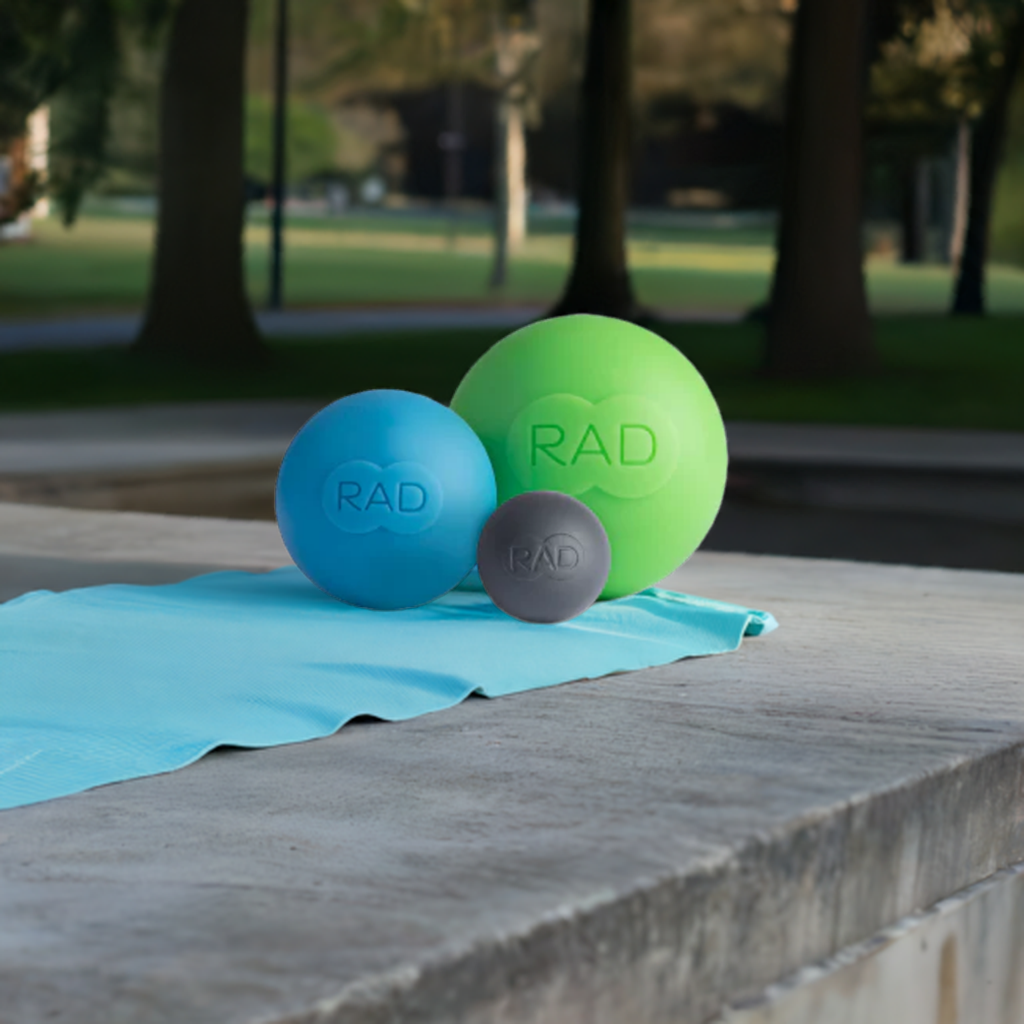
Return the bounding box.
[869,1,1024,309]
[869,0,1016,279]
[0,135,35,225]
[288,0,549,283]
[764,0,877,378]
[279,0,462,95]
[490,0,540,287]
[951,0,1024,313]
[94,37,162,197]
[0,5,51,222]
[1,0,264,362]
[46,1,120,221]
[244,95,337,185]
[633,0,790,117]
[869,0,977,263]
[630,0,791,212]
[990,73,1024,263]
[284,0,484,215]
[950,116,971,263]
[134,0,264,364]
[550,0,638,319]
[0,0,122,223]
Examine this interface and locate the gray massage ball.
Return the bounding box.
[476,491,612,624]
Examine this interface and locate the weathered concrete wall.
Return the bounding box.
[0,402,318,520]
[1,504,1023,1024]
[0,458,281,521]
[716,863,1024,1024]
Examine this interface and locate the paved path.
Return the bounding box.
[0,503,1022,1023]
[0,306,742,353]
[0,307,542,353]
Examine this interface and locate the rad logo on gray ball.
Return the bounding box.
[322,460,443,534]
[505,533,585,582]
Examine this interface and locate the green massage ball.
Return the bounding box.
[450,313,728,599]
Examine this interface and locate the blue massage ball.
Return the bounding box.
[276,390,497,610]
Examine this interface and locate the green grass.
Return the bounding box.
[0,316,1021,432]
[2,210,1021,432]
[5,210,1024,318]
[691,317,1024,430]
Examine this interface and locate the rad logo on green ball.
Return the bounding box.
[321,460,443,534]
[505,532,584,582]
[506,394,679,498]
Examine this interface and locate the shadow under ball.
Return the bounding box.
[477,491,611,624]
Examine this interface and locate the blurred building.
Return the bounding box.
[0,107,49,240]
[335,83,784,211]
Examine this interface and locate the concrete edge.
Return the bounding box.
[711,860,1024,1021]
[261,740,1024,1024]
[0,501,289,568]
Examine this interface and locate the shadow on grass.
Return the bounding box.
[0,315,1021,432]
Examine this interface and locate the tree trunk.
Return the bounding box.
[507,106,527,247]
[951,14,1024,316]
[491,15,537,289]
[267,0,288,311]
[900,157,930,264]
[441,79,465,204]
[26,106,49,220]
[764,0,876,377]
[490,91,525,287]
[133,0,263,364]
[947,117,970,267]
[549,0,637,320]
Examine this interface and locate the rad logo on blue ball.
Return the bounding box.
[504,532,584,582]
[505,394,679,499]
[321,460,443,535]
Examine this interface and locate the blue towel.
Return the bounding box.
[0,567,776,810]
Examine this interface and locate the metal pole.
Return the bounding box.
[268,0,288,310]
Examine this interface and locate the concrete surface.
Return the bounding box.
[0,502,289,594]
[725,421,1024,473]
[2,402,1020,480]
[719,423,1024,572]
[2,401,1022,569]
[0,402,320,521]
[703,501,1024,573]
[3,403,1020,477]
[716,863,1024,1024]
[0,401,320,474]
[726,422,1024,529]
[1,503,1023,1023]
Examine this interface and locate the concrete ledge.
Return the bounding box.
[0,402,315,520]
[4,405,1023,533]
[716,863,1024,1023]
[0,500,289,571]
[725,421,1024,473]
[0,401,319,474]
[0,459,281,522]
[726,422,1024,526]
[1,503,1023,1022]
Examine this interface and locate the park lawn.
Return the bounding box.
[0,315,1020,433]
[4,212,1024,317]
